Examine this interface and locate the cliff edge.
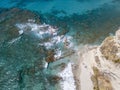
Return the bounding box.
[78,29,120,90]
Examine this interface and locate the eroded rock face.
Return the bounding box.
[91,67,113,90]
[80,29,120,90]
[100,32,120,63]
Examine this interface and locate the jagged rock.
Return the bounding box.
[46,49,55,63]
[100,36,120,63]
[0,8,41,42]
[91,67,113,90]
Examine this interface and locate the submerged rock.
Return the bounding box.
[0,8,60,90]
[47,75,62,85]
[46,49,55,63]
[0,8,41,42]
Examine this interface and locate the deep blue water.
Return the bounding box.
[0,0,120,90]
[0,0,115,15]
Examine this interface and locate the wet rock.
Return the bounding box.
[0,8,41,42]
[46,49,55,63]
[51,63,66,71]
[34,60,45,70]
[59,63,66,71]
[0,8,40,24]
[47,75,62,85]
[0,8,60,90]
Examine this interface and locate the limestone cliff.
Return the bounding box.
[100,30,120,63]
[78,29,120,90]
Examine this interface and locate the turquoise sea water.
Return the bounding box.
[0,0,120,90]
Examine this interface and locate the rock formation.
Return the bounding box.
[77,29,120,90]
[100,29,120,63]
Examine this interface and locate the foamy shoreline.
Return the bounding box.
[59,42,120,90]
[16,21,120,90]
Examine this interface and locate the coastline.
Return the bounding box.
[64,32,120,90]
[0,6,120,90]
[59,30,120,90]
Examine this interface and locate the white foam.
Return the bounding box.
[52,36,62,44]
[16,23,58,38]
[28,19,35,23]
[59,63,76,90]
[8,37,21,44]
[54,49,62,59]
[62,36,74,49]
[43,42,54,49]
[16,22,75,59]
[44,62,48,69]
[18,30,23,35]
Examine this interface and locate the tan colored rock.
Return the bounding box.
[91,67,113,90]
[100,36,120,63]
[115,29,120,44]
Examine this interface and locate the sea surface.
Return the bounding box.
[0,0,120,90]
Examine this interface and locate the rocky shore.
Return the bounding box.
[72,29,120,90]
[0,8,120,90]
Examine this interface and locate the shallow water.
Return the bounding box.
[0,0,120,90]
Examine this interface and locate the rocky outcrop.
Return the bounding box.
[46,49,55,63]
[91,67,113,90]
[91,29,120,90]
[100,29,120,63]
[77,29,120,90]
[0,8,41,42]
